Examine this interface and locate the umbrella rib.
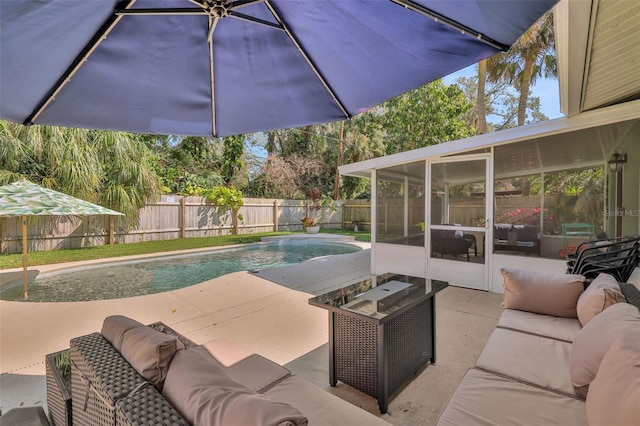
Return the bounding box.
[228,12,283,30]
[26,0,139,126]
[209,18,217,137]
[264,1,351,120]
[230,0,267,11]
[389,0,509,51]
[115,8,207,16]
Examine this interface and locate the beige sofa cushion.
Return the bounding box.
[436,369,587,426]
[498,309,582,342]
[265,375,391,426]
[101,315,184,388]
[586,331,640,426]
[203,339,291,393]
[163,346,308,426]
[570,302,640,398]
[475,328,578,398]
[576,273,626,326]
[501,268,584,318]
[101,315,144,351]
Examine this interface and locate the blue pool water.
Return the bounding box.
[0,241,360,302]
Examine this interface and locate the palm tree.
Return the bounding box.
[476,59,488,134]
[0,120,161,219]
[487,11,556,126]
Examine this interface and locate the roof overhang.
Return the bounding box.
[556,0,640,117]
[339,99,640,179]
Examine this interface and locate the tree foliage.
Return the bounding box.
[455,75,549,131]
[486,11,556,126]
[374,79,475,154]
[0,121,161,219]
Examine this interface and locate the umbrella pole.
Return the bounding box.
[22,214,28,300]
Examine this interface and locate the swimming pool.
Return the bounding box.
[0,241,361,302]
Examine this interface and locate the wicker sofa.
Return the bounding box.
[51,316,390,426]
[437,271,640,425]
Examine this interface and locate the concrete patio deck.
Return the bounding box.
[0,242,503,424]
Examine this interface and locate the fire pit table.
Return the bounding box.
[309,274,448,413]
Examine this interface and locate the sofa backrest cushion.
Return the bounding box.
[494,224,511,240]
[501,268,585,318]
[163,346,308,426]
[513,225,539,242]
[576,273,626,326]
[570,302,640,398]
[102,315,142,351]
[101,315,185,389]
[586,330,640,425]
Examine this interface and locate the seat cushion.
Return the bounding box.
[501,268,585,318]
[570,302,640,398]
[436,369,586,426]
[586,330,640,426]
[576,273,626,326]
[498,309,582,342]
[203,338,291,393]
[475,328,578,398]
[265,376,391,426]
[163,346,308,426]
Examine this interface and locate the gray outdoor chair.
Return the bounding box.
[567,235,640,284]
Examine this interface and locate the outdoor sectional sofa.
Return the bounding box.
[54,315,390,426]
[437,270,640,425]
[493,223,541,256]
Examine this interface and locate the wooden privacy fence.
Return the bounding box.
[0,196,373,254]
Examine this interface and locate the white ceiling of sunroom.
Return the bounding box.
[493,119,637,179]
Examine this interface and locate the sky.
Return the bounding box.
[442,64,564,120]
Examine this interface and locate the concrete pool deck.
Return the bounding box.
[0,240,504,424]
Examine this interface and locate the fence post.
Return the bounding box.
[273,201,279,231]
[233,208,239,235]
[108,217,114,244]
[180,197,186,238]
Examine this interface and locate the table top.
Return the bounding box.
[309,274,448,322]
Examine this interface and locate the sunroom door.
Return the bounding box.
[427,155,491,291]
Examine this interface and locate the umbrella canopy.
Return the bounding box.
[0,180,124,300]
[0,180,125,217]
[0,0,557,137]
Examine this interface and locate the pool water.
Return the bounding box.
[0,241,360,302]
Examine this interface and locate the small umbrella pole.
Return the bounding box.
[21,214,28,300]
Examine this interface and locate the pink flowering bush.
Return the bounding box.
[496,207,546,226]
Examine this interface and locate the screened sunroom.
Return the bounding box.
[340,100,640,293]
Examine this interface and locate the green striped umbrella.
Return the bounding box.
[0,180,123,300]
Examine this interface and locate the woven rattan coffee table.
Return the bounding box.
[309,274,448,413]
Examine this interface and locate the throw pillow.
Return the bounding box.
[501,268,585,318]
[101,315,185,389]
[576,273,626,326]
[163,346,308,426]
[570,302,640,398]
[586,330,640,425]
[101,315,144,352]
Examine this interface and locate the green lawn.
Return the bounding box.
[1,229,371,269]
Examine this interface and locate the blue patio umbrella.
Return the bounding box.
[0,0,557,137]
